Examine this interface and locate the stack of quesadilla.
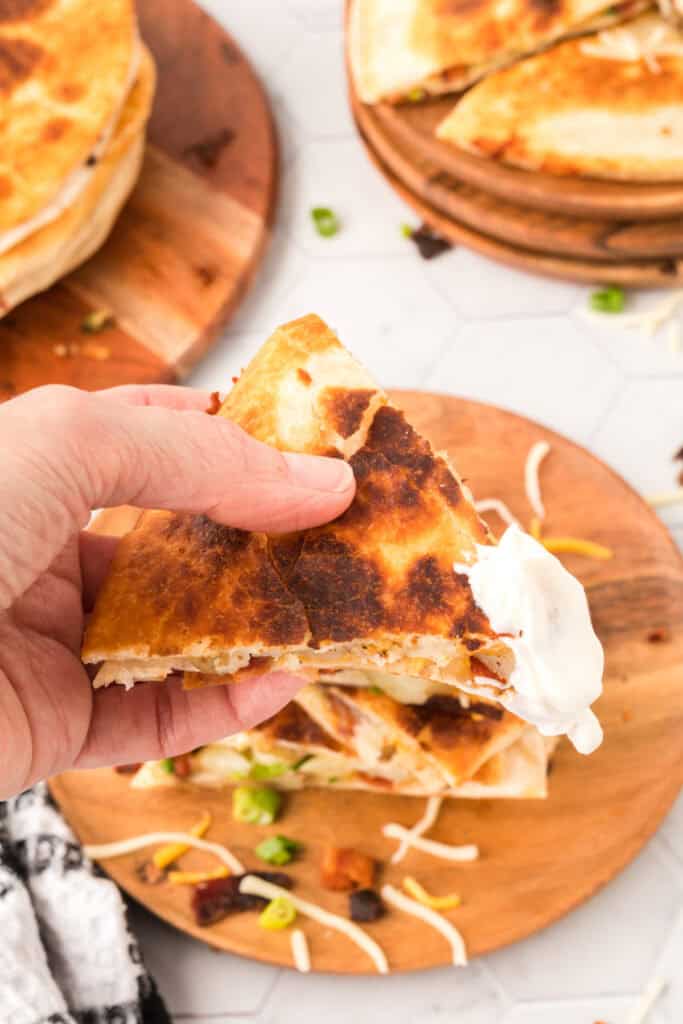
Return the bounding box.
[0,0,155,315]
[131,672,557,799]
[83,314,604,785]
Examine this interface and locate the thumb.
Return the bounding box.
[0,385,355,606]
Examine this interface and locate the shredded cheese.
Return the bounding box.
[291,928,311,973]
[626,975,668,1024]
[646,487,683,508]
[402,876,461,910]
[474,498,521,528]
[389,796,443,865]
[581,290,683,338]
[381,884,467,967]
[383,824,478,863]
[168,866,230,886]
[84,832,245,874]
[529,516,542,540]
[153,811,211,870]
[525,441,550,521]
[238,876,388,974]
[541,536,614,560]
[580,24,683,68]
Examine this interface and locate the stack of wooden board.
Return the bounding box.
[348,1,683,285]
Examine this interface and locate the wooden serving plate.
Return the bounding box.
[52,393,683,975]
[0,0,277,401]
[357,97,683,265]
[373,97,683,223]
[359,132,683,286]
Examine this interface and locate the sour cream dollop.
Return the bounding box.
[456,525,604,754]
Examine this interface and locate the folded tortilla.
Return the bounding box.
[436,13,683,181]
[348,0,650,103]
[130,674,555,799]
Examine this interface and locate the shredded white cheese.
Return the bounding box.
[580,23,683,68]
[474,499,521,529]
[239,875,389,975]
[291,928,311,973]
[524,441,551,521]
[84,832,245,874]
[381,884,468,967]
[581,290,683,339]
[626,974,668,1024]
[646,487,683,508]
[383,824,479,862]
[388,796,443,865]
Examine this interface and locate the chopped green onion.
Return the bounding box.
[160,758,175,774]
[589,285,626,314]
[401,223,414,238]
[406,87,425,102]
[249,761,289,781]
[368,686,384,696]
[232,786,282,825]
[311,207,340,238]
[81,309,114,333]
[259,896,297,930]
[255,835,301,866]
[291,754,314,771]
[327,776,340,784]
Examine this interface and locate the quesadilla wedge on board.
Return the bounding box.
[349,0,650,103]
[82,314,604,753]
[436,13,683,180]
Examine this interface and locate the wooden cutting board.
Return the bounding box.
[51,393,683,975]
[0,0,277,402]
[357,97,683,265]
[372,97,683,223]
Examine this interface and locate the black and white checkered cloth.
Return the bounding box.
[0,783,170,1024]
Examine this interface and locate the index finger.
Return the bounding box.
[95,384,221,412]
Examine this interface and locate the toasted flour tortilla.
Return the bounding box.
[436,14,683,180]
[349,0,650,103]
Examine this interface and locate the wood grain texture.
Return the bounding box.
[356,98,683,264]
[0,0,277,402]
[373,97,683,223]
[52,394,683,975]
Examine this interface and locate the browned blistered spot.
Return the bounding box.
[0,0,53,20]
[0,37,42,93]
[42,117,70,143]
[403,556,446,615]
[400,694,501,750]
[297,367,312,385]
[58,81,85,103]
[326,689,363,740]
[322,388,376,439]
[286,535,385,644]
[261,701,340,750]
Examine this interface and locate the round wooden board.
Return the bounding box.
[371,96,683,223]
[51,393,683,975]
[359,129,683,286]
[0,0,277,402]
[356,96,683,265]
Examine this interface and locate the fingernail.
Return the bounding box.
[284,452,354,493]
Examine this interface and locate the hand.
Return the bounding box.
[0,384,355,798]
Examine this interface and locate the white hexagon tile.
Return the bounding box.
[138,3,683,1021]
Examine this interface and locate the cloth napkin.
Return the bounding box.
[0,782,171,1024]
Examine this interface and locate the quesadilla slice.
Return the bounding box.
[436,13,683,181]
[349,0,650,104]
[83,314,604,753]
[130,683,555,798]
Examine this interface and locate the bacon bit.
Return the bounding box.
[321,846,376,892]
[172,753,193,778]
[297,368,312,385]
[402,876,461,910]
[114,763,141,774]
[540,536,613,560]
[168,865,230,886]
[153,811,211,870]
[647,628,670,643]
[205,391,221,415]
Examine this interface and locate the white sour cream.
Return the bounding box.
[456,525,604,754]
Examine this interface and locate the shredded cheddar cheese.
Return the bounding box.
[153,811,212,870]
[529,516,542,540]
[540,537,614,560]
[168,865,230,886]
[402,876,461,910]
